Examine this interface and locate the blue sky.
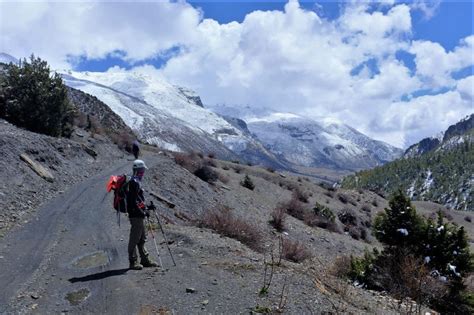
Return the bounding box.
[72,0,473,73]
[2,0,472,147]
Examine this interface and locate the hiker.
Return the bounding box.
[132,140,140,159]
[127,159,158,270]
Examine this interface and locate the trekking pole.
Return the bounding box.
[146,216,164,268]
[149,202,177,266]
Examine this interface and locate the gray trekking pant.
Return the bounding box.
[128,217,149,262]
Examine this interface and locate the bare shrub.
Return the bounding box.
[205,158,217,168]
[112,131,134,152]
[283,196,307,221]
[338,209,358,226]
[440,209,453,221]
[293,188,309,203]
[304,212,340,233]
[331,256,352,278]
[281,238,311,263]
[324,190,334,198]
[174,152,202,173]
[218,172,230,184]
[88,115,104,136]
[194,165,218,184]
[337,193,356,205]
[198,207,262,252]
[269,207,287,232]
[347,226,361,240]
[73,111,88,128]
[361,204,371,213]
[377,254,448,314]
[266,167,275,173]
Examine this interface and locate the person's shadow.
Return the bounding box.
[68,268,129,283]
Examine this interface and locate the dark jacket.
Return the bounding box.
[132,141,140,157]
[126,178,146,218]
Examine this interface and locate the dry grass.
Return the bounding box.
[269,206,287,232]
[293,188,310,203]
[283,196,307,221]
[111,131,135,152]
[174,152,202,172]
[330,256,352,278]
[281,238,311,263]
[304,212,340,233]
[198,207,263,252]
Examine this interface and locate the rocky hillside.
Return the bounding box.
[67,86,136,140]
[0,119,127,236]
[342,114,474,210]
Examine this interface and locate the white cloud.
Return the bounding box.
[456,75,474,101]
[410,0,441,20]
[1,0,472,148]
[410,36,474,89]
[0,1,201,68]
[373,90,473,147]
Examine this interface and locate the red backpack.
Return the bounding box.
[106,175,130,213]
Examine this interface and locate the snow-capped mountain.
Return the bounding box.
[58,67,400,171]
[0,53,18,65]
[60,70,285,167]
[210,105,402,171]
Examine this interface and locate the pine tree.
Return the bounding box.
[373,190,424,251]
[0,55,73,137]
[241,175,255,190]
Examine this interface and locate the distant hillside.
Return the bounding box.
[341,114,474,210]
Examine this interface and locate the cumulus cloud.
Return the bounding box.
[1,0,472,148]
[0,0,201,67]
[373,90,472,147]
[410,36,474,89]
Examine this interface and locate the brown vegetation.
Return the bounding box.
[269,206,287,232]
[281,238,311,263]
[198,207,263,252]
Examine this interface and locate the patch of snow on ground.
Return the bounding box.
[421,169,434,195]
[397,228,409,236]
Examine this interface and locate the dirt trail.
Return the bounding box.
[0,157,161,314]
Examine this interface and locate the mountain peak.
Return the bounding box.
[0,53,19,65]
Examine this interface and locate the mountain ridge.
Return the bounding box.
[342,114,474,210]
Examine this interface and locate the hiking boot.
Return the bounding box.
[129,260,143,270]
[141,257,158,268]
